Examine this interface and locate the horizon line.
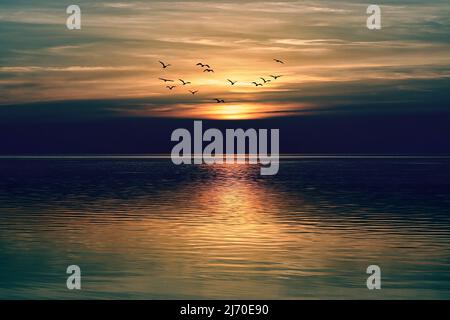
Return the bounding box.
[1,154,450,160]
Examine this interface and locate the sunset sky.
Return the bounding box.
[1,0,450,153]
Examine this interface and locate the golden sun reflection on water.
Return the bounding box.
[2,162,448,299]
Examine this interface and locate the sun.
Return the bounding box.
[128,102,309,120]
[210,104,255,120]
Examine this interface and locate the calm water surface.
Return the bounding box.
[0,158,449,299]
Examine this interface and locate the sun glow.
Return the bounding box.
[206,103,262,120]
[129,102,309,120]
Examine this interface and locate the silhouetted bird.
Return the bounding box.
[203,69,214,73]
[270,75,282,79]
[252,82,263,87]
[166,85,176,90]
[273,59,284,64]
[189,90,198,95]
[196,63,211,68]
[159,78,174,82]
[159,61,171,68]
[260,77,271,84]
[227,79,237,85]
[214,98,225,103]
[179,79,191,85]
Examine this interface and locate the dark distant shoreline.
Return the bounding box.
[1,154,450,159]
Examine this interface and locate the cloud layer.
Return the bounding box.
[1,0,449,118]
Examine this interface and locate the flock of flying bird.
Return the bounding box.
[157,59,285,103]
